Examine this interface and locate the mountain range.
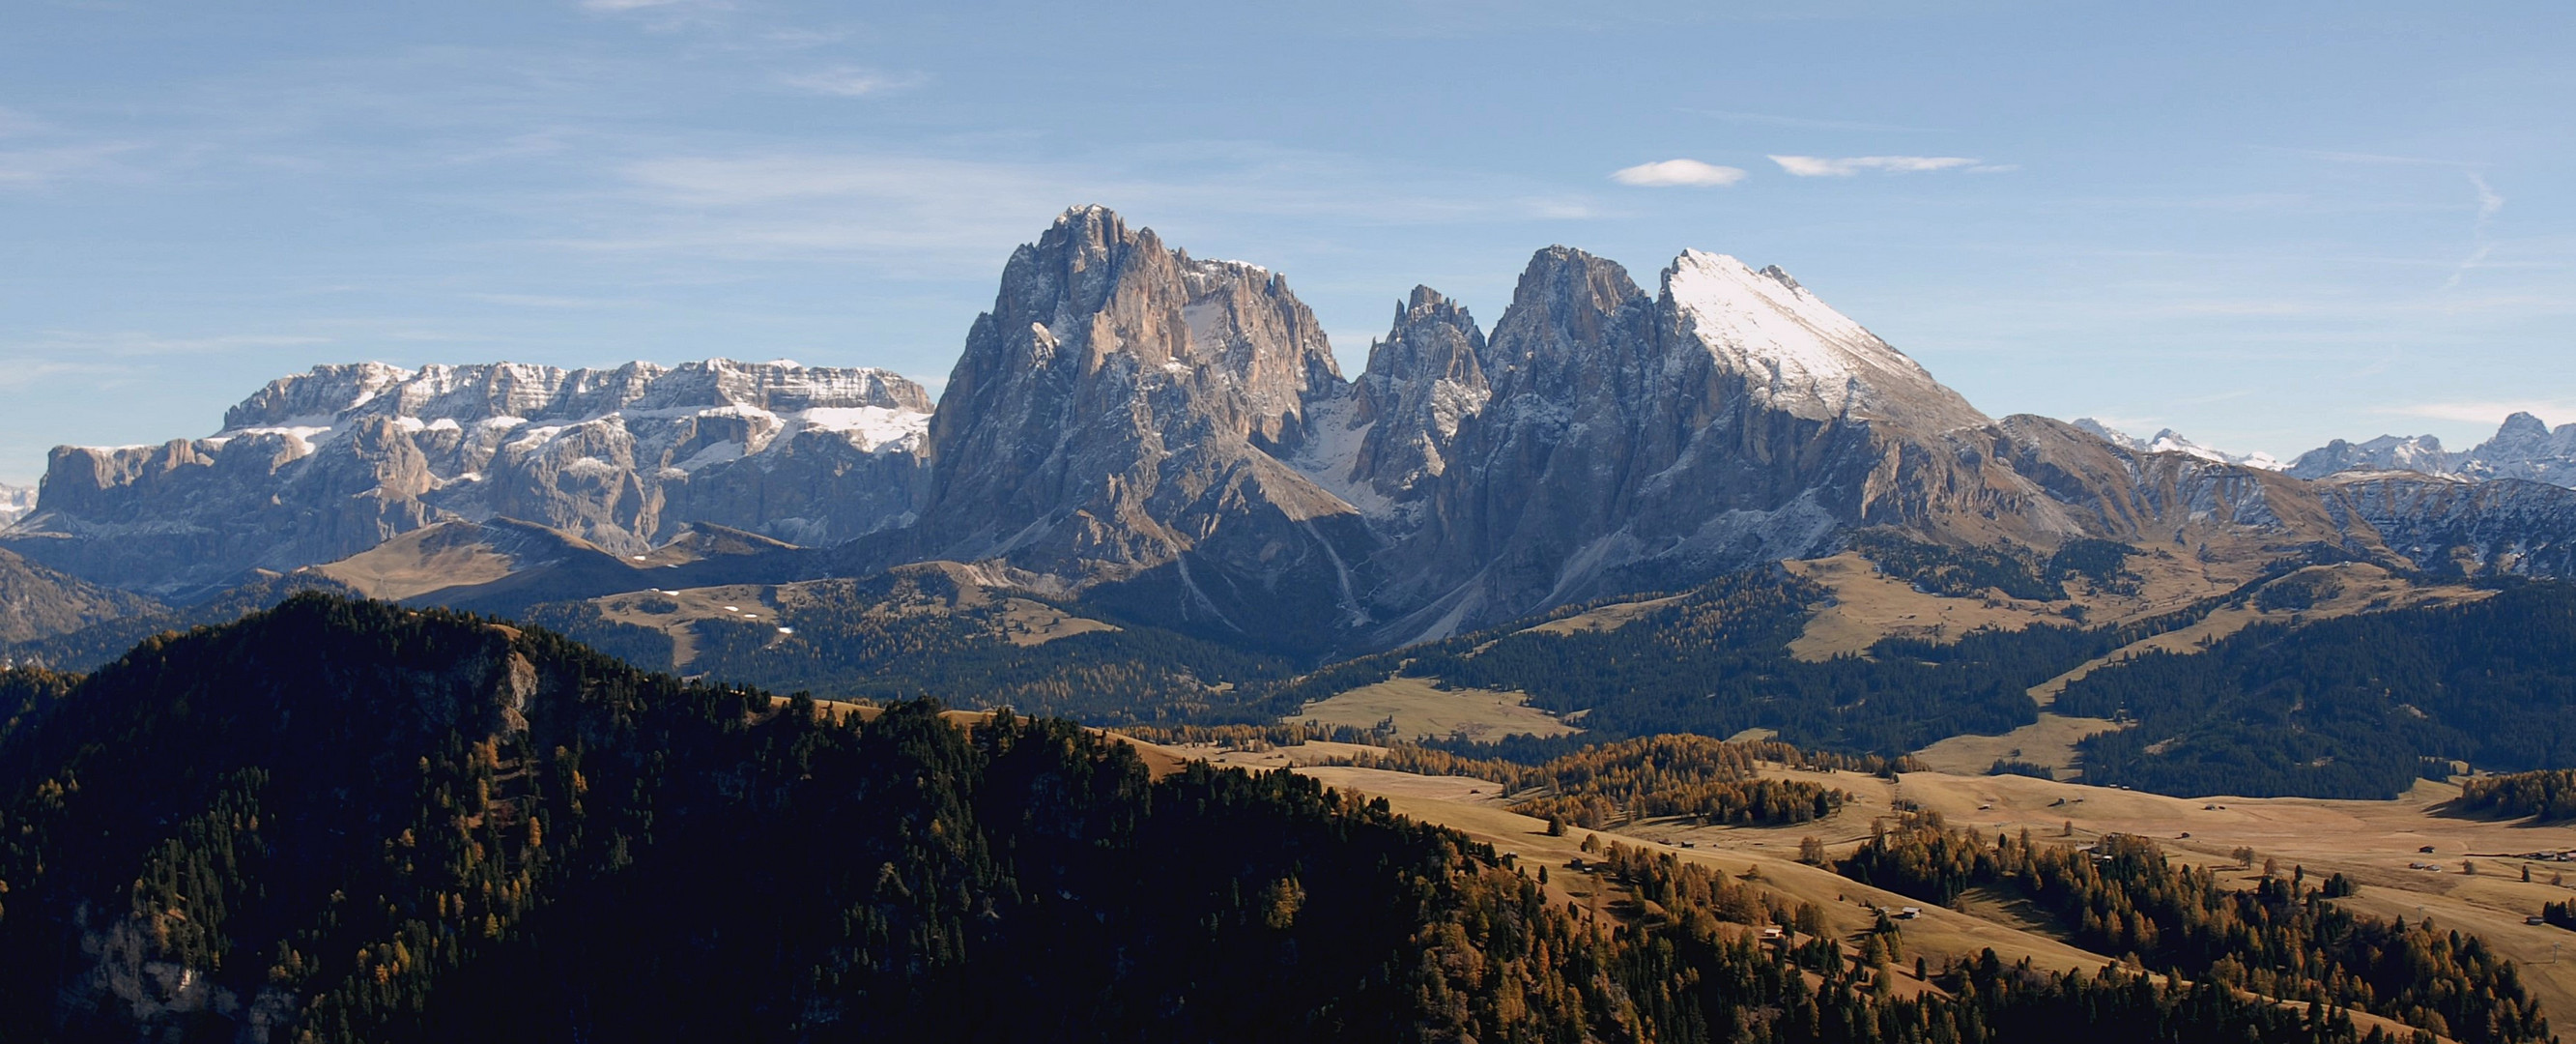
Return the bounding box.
[7,205,2576,658]
[0,484,32,528]
[2072,413,2576,487]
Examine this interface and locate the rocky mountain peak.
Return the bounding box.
[1294,286,1492,516]
[1662,250,1986,432]
[2074,419,2285,471]
[913,206,1360,601]
[1482,246,1652,386]
[2496,411,2553,443]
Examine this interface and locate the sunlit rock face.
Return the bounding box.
[10,360,930,594]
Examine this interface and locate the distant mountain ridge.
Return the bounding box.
[7,359,929,595]
[2288,411,2576,485]
[10,205,2576,654]
[2071,419,2285,471]
[0,484,30,528]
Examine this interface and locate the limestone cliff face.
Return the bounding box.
[10,360,930,594]
[1333,287,1492,511]
[1346,247,2045,643]
[906,207,1371,646]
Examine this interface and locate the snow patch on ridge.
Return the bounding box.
[1662,249,1979,428]
[2075,418,2285,471]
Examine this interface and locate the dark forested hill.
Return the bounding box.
[2060,581,2576,798]
[0,594,2448,1042]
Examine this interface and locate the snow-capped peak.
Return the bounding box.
[2074,418,2284,471]
[1662,249,1986,429]
[0,482,35,529]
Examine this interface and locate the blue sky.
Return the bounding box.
[3,1,2571,485]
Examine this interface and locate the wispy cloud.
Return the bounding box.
[0,142,142,190]
[1676,108,1944,133]
[467,293,639,309]
[1609,159,1746,188]
[16,331,334,358]
[2268,148,2507,294]
[0,106,46,137]
[2442,171,2504,291]
[2275,147,2473,168]
[777,67,926,98]
[553,145,1608,268]
[1768,154,1985,177]
[2378,401,2575,426]
[0,360,135,392]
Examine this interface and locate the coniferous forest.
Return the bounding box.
[1838,815,2546,1043]
[2061,582,2576,798]
[0,594,2501,1042]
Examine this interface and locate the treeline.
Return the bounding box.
[1330,734,1914,828]
[0,593,2433,1043]
[1844,531,2065,600]
[602,570,1297,725]
[2459,768,2576,821]
[2063,582,2576,798]
[1838,815,2545,1043]
[1116,720,1386,749]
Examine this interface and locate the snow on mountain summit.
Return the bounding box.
[1662,250,1987,431]
[0,483,33,529]
[2073,418,2284,471]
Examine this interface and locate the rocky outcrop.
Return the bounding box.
[9,360,929,595]
[1295,286,1491,519]
[901,207,1373,649]
[1350,247,2073,643]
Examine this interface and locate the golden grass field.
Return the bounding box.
[1283,674,1581,741]
[1162,740,2576,1036]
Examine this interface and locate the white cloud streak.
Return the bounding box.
[1608,159,1746,188]
[777,67,925,97]
[0,143,141,190]
[2379,401,2574,426]
[1676,108,1943,132]
[1769,154,1982,176]
[2442,170,2504,291]
[554,147,1608,268]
